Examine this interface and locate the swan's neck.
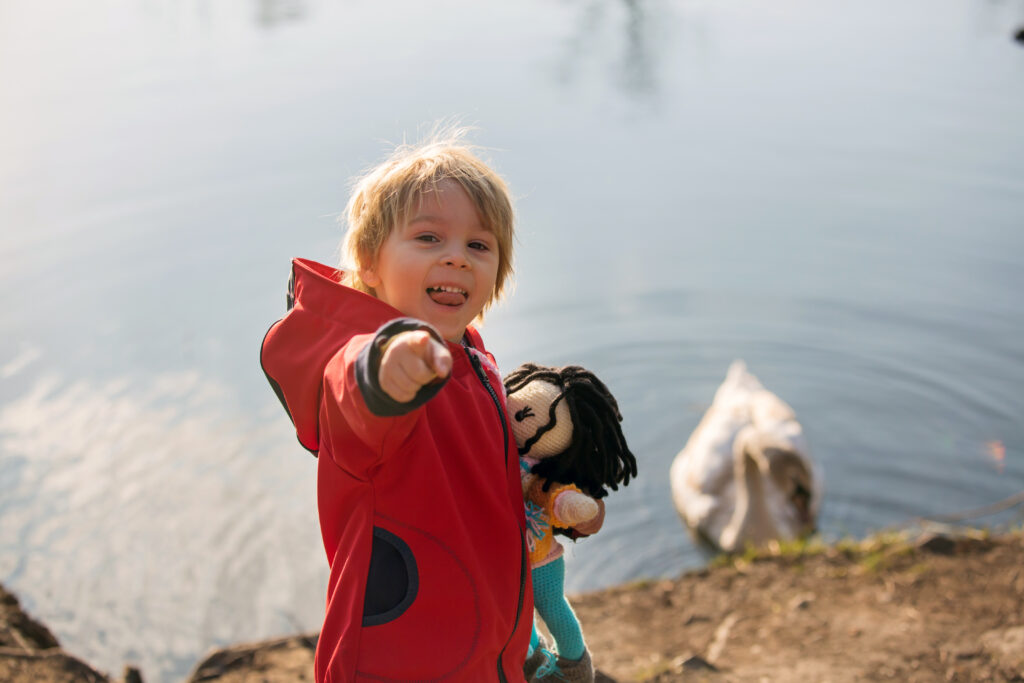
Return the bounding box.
[722,441,776,551]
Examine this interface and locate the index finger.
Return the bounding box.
[424,338,453,380]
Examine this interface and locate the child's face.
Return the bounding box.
[361,179,499,343]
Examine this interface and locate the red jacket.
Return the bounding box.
[260,258,532,682]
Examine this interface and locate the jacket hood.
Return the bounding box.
[260,258,488,455]
[260,258,399,453]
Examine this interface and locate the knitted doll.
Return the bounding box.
[504,364,637,683]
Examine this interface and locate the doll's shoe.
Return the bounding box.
[525,646,557,681]
[524,632,553,681]
[531,647,594,683]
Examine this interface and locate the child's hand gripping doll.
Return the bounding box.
[503,363,638,683]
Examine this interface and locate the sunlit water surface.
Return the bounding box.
[1,0,1023,679]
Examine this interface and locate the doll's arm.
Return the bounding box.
[526,479,599,528]
[568,498,605,537]
[554,489,599,527]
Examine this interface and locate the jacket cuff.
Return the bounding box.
[356,318,449,417]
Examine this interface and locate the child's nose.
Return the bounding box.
[442,248,471,269]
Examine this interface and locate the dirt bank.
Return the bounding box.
[576,529,1024,682]
[3,528,1022,682]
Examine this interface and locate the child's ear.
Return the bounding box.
[359,266,381,289]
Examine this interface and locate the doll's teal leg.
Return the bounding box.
[532,557,585,660]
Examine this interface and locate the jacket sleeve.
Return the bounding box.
[353,318,449,416]
[320,318,449,472]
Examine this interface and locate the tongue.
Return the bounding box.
[429,290,465,306]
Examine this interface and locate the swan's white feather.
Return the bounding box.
[670,361,821,551]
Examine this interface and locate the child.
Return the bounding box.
[260,134,533,681]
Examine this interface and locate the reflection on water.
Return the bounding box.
[255,0,306,28]
[1,0,1023,680]
[619,0,658,95]
[0,371,323,680]
[554,0,670,97]
[0,345,42,380]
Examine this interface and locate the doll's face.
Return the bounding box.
[508,379,572,459]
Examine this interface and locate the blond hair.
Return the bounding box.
[341,131,515,315]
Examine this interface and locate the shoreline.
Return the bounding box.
[3,526,1022,682]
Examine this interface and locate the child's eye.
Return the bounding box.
[469,240,491,251]
[415,234,440,243]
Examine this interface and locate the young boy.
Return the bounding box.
[260,136,533,682]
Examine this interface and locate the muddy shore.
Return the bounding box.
[3,528,1022,682]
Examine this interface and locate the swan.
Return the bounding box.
[670,360,822,552]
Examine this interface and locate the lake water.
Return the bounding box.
[2,0,1023,680]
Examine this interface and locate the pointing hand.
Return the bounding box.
[378,330,453,404]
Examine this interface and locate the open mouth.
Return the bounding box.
[427,285,468,307]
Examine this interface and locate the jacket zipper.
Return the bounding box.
[466,349,510,468]
[465,349,527,682]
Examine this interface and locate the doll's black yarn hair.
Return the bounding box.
[503,363,637,499]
